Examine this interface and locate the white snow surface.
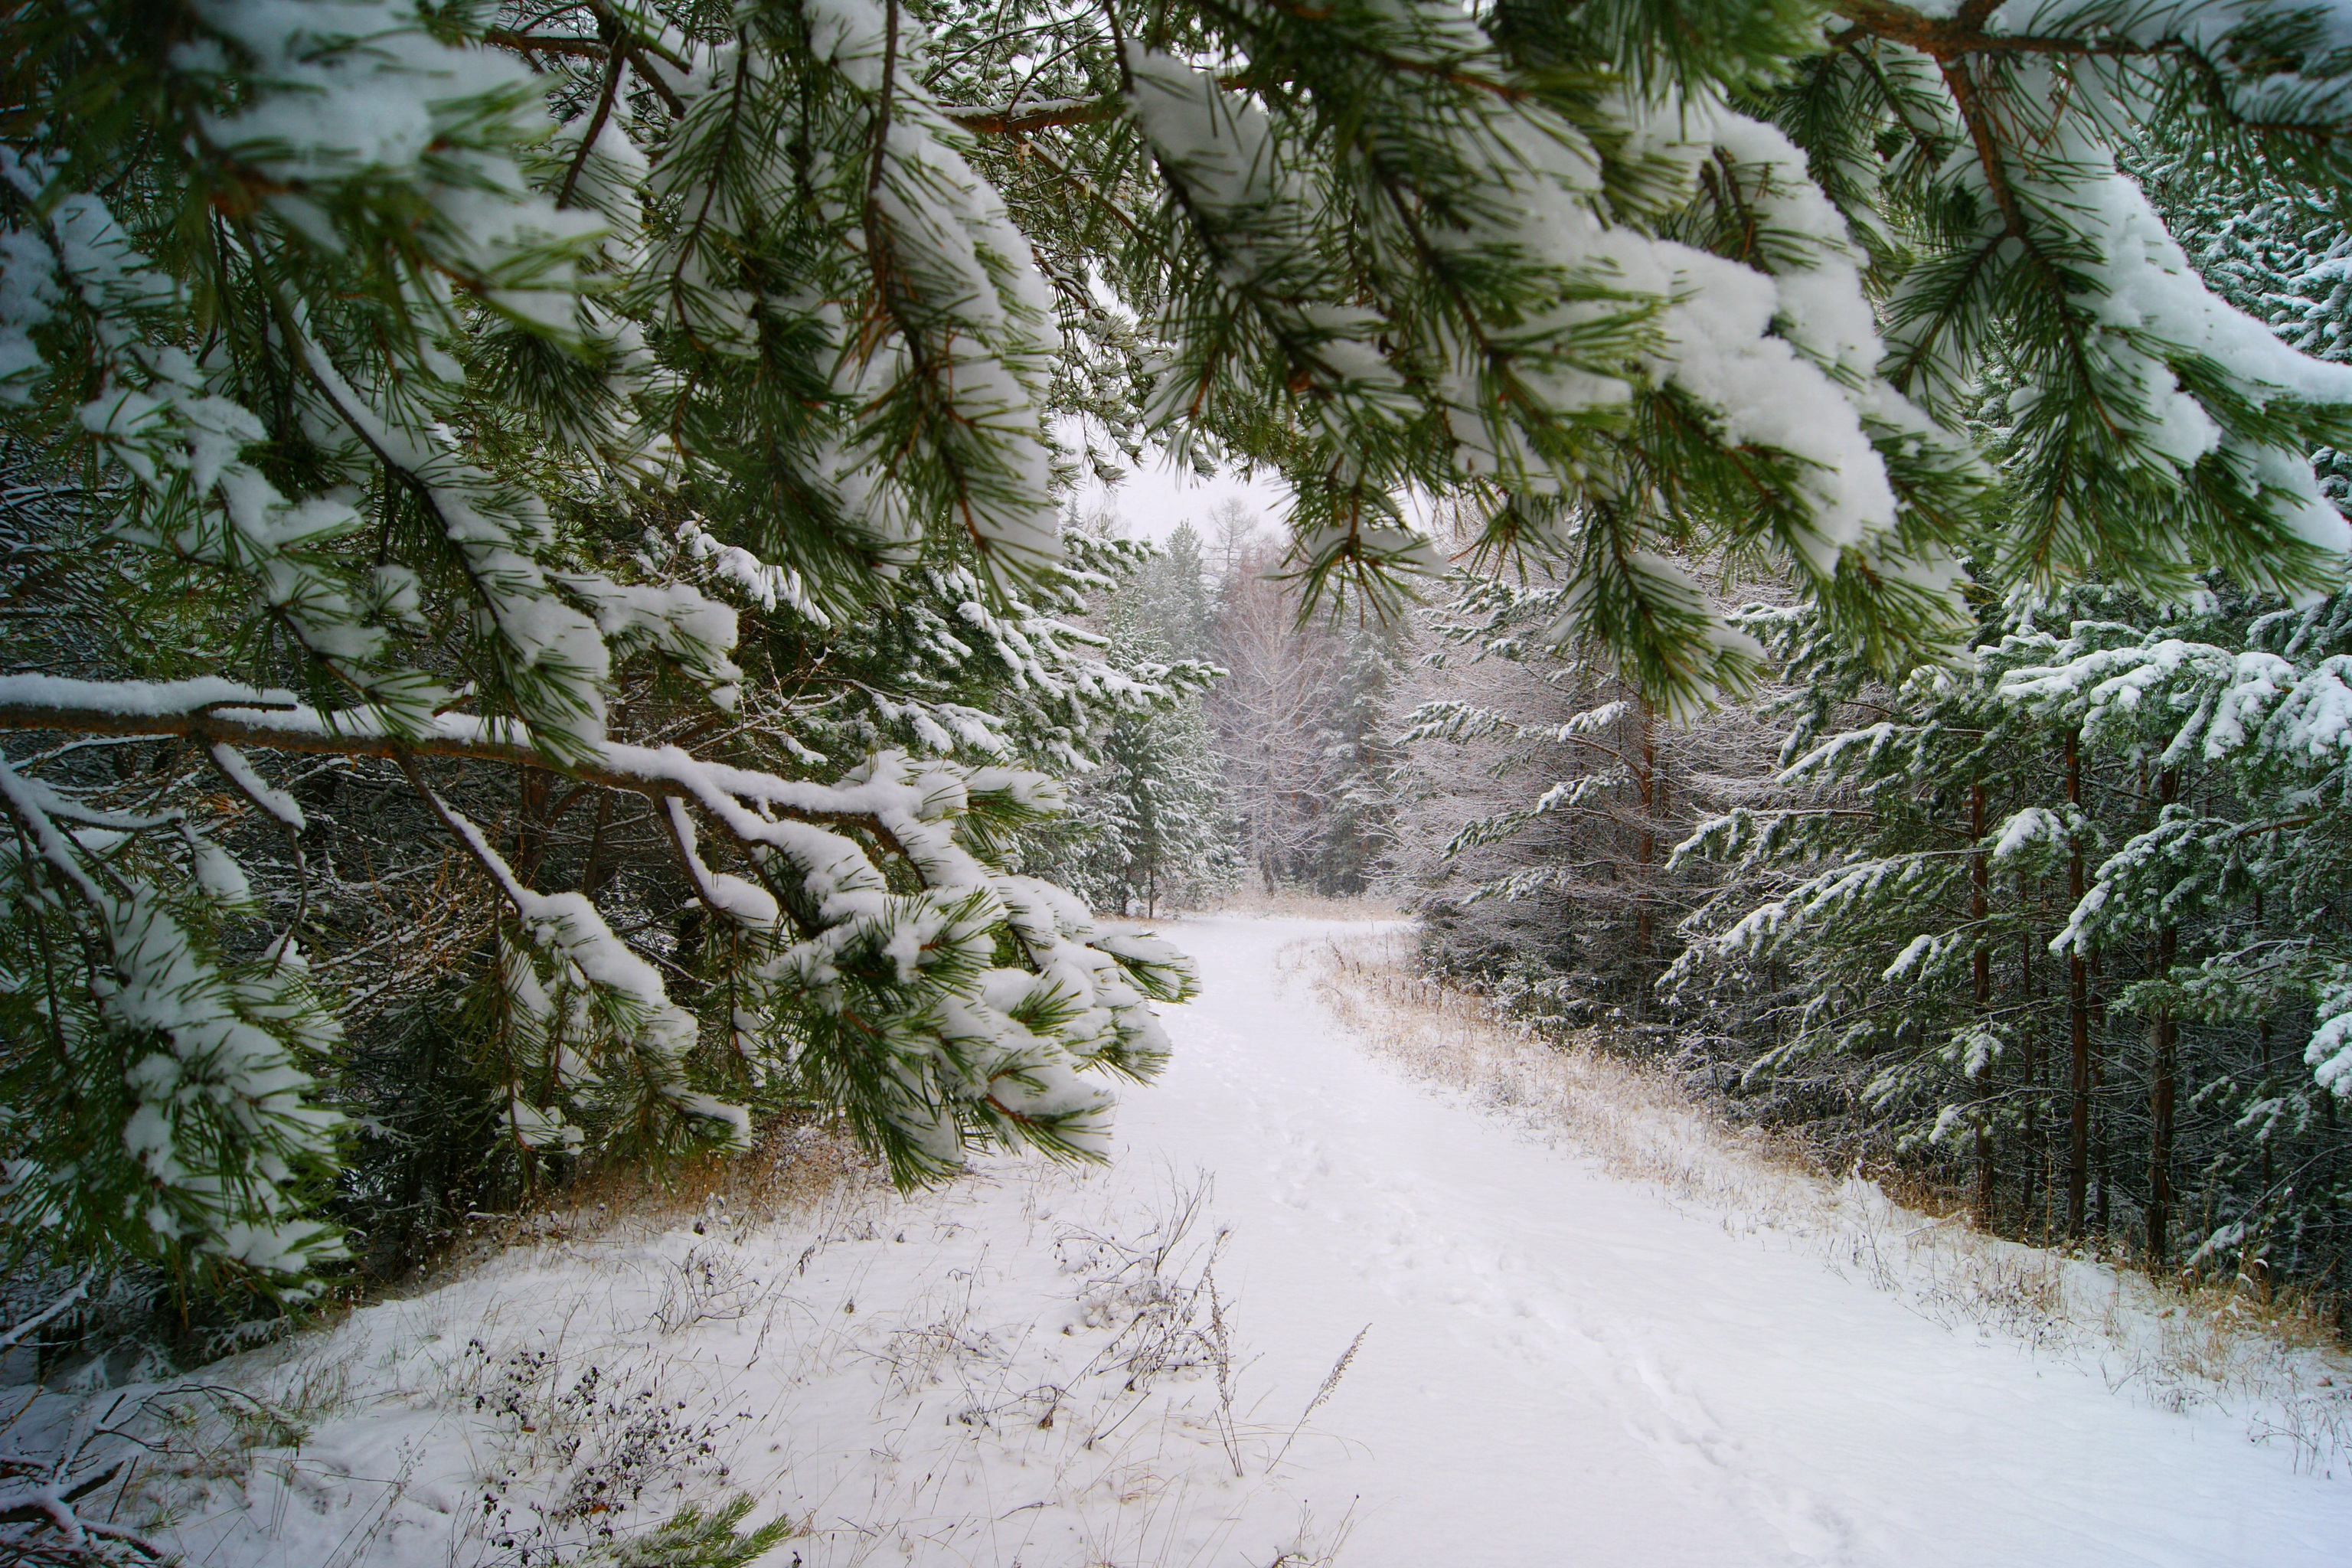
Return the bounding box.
[137,917,2352,1565]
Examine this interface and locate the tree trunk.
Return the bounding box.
[1635,697,1656,962]
[2092,944,2111,1236]
[2147,940,2177,1268]
[2066,728,2092,1240]
[2259,1018,2275,1194]
[2147,768,2180,1269]
[1971,783,1994,1229]
[514,763,551,887]
[2018,926,2039,1236]
[578,789,616,897]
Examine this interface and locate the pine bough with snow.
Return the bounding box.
[8,0,2352,1314]
[0,0,1217,1312]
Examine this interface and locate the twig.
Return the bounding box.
[0,1276,89,1357]
[1269,1324,1367,1469]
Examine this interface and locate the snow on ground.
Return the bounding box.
[140,1150,1339,1568]
[39,915,2352,1566]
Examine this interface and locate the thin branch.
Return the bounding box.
[0,694,906,851]
[945,97,1121,135]
[482,29,608,60]
[0,1276,89,1356]
[557,28,629,208]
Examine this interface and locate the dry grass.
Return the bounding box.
[1294,929,1826,1208]
[22,1127,883,1566]
[1295,926,2352,1477]
[203,1145,1369,1565]
[1194,887,1402,920]
[409,1119,880,1293]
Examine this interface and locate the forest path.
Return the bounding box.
[1132,916,2352,1567]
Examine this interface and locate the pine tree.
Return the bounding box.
[1135,520,1219,660]
[1407,153,2352,1279]
[0,0,1200,1298]
[1664,593,2095,1227]
[1998,583,2352,1271]
[1058,659,1233,916]
[1655,573,2352,1280]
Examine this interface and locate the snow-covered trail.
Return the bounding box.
[130,913,2352,1568]
[1132,916,2352,1567]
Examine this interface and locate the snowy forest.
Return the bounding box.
[12,0,2352,1563]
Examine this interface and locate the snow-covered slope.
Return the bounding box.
[73,916,2352,1565]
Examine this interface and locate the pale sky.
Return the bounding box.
[1067,440,1292,544]
[1063,432,1455,553]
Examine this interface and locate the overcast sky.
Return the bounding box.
[1067,440,1291,544]
[1063,435,1455,560]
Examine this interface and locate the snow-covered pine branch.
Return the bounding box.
[0,0,1205,1300]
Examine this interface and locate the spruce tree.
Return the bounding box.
[1030,531,1234,914]
[1307,616,1410,895]
[1057,652,1233,916]
[1664,593,2092,1226]
[1135,520,1219,660]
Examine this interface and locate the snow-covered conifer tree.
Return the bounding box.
[1030,531,1233,914]
[1399,562,1789,1025]
[1306,616,1410,895]
[1664,596,2092,1227]
[0,0,1204,1297]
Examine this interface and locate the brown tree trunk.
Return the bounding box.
[1971,783,1994,1229]
[675,906,707,1004]
[514,763,551,887]
[2147,768,2180,1269]
[2066,729,2092,1240]
[2147,936,2177,1268]
[578,789,616,897]
[2018,926,2039,1236]
[2092,945,2111,1236]
[2259,1018,2275,1194]
[1635,697,1657,962]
